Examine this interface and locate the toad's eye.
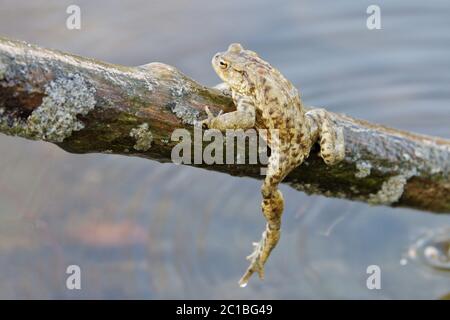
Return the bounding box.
[219,59,228,69]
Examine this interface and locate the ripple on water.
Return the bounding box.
[407,228,450,272]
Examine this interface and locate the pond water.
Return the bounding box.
[0,0,449,299]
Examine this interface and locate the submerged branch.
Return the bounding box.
[0,37,449,213]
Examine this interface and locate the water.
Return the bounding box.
[0,0,449,299]
[408,228,450,271]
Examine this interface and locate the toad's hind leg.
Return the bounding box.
[238,153,291,287]
[306,108,345,165]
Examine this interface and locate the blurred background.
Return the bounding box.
[0,0,449,299]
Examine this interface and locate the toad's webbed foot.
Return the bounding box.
[239,226,279,287]
[239,233,266,287]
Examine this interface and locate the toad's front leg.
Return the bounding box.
[202,94,255,131]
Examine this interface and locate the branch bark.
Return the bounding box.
[0,37,449,213]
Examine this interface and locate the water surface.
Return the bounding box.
[0,0,449,298]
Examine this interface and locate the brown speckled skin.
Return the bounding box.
[203,43,344,286]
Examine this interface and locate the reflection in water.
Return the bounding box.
[0,0,449,298]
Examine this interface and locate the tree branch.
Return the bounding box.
[0,37,449,213]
